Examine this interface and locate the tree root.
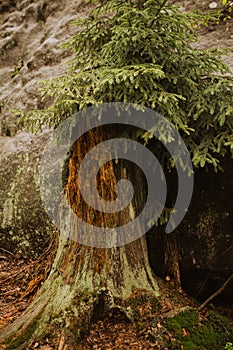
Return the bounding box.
[0,284,161,349]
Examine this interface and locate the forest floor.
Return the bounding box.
[0,0,233,349]
[0,244,194,350]
[0,246,232,349]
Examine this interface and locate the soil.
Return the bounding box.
[0,0,233,349]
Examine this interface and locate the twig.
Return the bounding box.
[0,265,30,284]
[155,0,168,16]
[222,244,233,257]
[0,231,57,284]
[195,272,210,298]
[198,273,233,311]
[0,287,20,297]
[0,247,14,256]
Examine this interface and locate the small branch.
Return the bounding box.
[195,272,209,298]
[198,273,233,311]
[0,287,20,297]
[0,247,14,256]
[0,255,7,260]
[0,232,57,284]
[222,244,233,257]
[149,0,168,28]
[0,265,30,283]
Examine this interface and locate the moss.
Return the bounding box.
[124,290,162,332]
[5,317,39,349]
[3,39,17,51]
[0,134,53,258]
[207,311,233,333]
[164,309,233,350]
[166,309,199,339]
[181,339,198,350]
[191,325,217,348]
[126,292,161,313]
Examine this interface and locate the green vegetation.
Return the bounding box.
[165,309,233,350]
[219,0,233,19]
[220,0,232,9]
[18,0,233,172]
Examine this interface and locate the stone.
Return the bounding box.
[0,131,53,258]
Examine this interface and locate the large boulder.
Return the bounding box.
[179,158,233,302]
[0,131,53,258]
[148,157,233,303]
[0,0,83,136]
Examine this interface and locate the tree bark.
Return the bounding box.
[0,126,160,349]
[164,234,181,289]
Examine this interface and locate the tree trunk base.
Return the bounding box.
[1,285,160,349]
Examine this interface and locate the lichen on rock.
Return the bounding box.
[0,131,53,258]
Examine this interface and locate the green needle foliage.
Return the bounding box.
[220,0,233,18]
[220,0,232,9]
[19,0,233,170]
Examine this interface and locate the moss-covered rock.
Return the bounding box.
[148,157,233,302]
[164,309,233,350]
[0,131,53,258]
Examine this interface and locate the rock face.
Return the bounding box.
[148,157,233,303]
[179,158,233,302]
[0,131,53,258]
[0,0,83,136]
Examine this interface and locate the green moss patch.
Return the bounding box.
[5,317,39,350]
[165,309,233,350]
